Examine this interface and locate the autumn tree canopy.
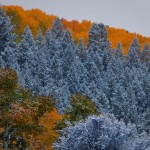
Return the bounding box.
[3,5,150,54]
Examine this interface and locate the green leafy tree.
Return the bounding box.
[55,93,98,130]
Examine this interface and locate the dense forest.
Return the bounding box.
[0,5,150,150]
[3,5,150,54]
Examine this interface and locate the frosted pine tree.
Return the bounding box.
[17,26,37,90]
[62,28,74,45]
[88,23,112,72]
[141,43,150,62]
[92,50,105,72]
[66,62,83,93]
[45,24,61,70]
[130,38,141,55]
[54,115,150,150]
[0,6,17,68]
[17,26,35,68]
[0,6,16,53]
[51,18,64,39]
[114,42,123,58]
[45,28,55,54]
[54,80,71,113]
[61,29,76,77]
[74,61,88,94]
[45,29,53,45]
[127,38,141,67]
[36,28,45,51]
[88,23,110,50]
[77,38,86,62]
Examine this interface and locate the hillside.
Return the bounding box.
[3,5,150,54]
[1,5,150,149]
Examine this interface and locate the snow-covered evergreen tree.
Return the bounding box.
[51,18,63,39]
[36,28,45,51]
[17,26,35,68]
[0,6,17,68]
[141,43,150,62]
[127,38,141,67]
[16,26,37,90]
[77,38,86,62]
[0,7,16,53]
[114,42,123,58]
[54,115,150,150]
[61,29,76,76]
[88,23,110,50]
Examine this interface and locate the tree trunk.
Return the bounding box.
[3,126,11,150]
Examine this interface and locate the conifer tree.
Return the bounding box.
[0,6,16,53]
[36,28,45,51]
[114,42,123,58]
[77,38,86,62]
[0,6,17,68]
[51,18,63,39]
[141,43,150,62]
[88,23,110,50]
[54,115,150,150]
[45,29,53,45]
[127,38,141,67]
[17,26,35,69]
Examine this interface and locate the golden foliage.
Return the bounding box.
[3,5,150,53]
[0,69,61,149]
[35,109,62,150]
[3,5,57,39]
